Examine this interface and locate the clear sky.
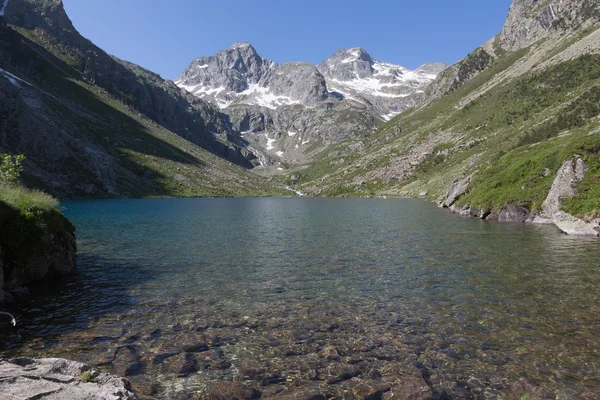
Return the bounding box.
[62,0,513,80]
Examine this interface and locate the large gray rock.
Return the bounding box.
[498,204,531,223]
[541,157,586,216]
[441,175,473,208]
[0,358,137,400]
[538,157,599,236]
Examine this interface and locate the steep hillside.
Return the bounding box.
[291,0,600,235]
[0,0,286,198]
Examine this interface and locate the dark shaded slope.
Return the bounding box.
[1,0,255,168]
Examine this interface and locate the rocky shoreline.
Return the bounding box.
[439,156,600,237]
[0,358,137,400]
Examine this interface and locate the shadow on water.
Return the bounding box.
[0,252,165,353]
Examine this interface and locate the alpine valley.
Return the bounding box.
[3,1,600,399]
[1,0,597,236]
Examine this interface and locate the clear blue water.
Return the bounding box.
[1,198,600,399]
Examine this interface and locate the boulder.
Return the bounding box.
[498,204,531,223]
[0,358,137,400]
[441,175,473,208]
[553,211,599,236]
[538,157,599,236]
[541,157,586,217]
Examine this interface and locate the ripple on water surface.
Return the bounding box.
[1,198,600,399]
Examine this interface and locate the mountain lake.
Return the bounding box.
[1,197,599,399]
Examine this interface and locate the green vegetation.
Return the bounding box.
[80,371,95,383]
[0,184,58,213]
[0,154,25,185]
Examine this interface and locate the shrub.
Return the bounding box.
[0,154,25,185]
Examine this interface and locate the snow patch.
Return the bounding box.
[288,131,297,136]
[239,83,301,110]
[382,112,400,121]
[266,136,276,150]
[0,0,8,16]
[331,78,413,98]
[276,151,284,157]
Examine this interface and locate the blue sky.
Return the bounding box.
[62,0,513,80]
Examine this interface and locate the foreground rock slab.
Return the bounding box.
[0,358,137,400]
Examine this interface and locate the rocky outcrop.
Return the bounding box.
[0,358,137,400]
[0,200,77,303]
[537,157,600,236]
[440,174,473,208]
[500,0,600,52]
[426,47,494,100]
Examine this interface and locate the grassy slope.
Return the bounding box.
[1,25,287,199]
[291,28,600,218]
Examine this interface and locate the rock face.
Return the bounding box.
[0,358,137,400]
[0,201,77,303]
[177,44,444,118]
[539,157,599,236]
[500,0,600,52]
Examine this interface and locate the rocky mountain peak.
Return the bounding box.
[319,47,375,81]
[175,43,276,105]
[176,44,329,110]
[317,48,446,120]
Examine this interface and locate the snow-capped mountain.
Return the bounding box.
[175,43,328,110]
[175,44,446,166]
[318,48,447,119]
[175,44,446,120]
